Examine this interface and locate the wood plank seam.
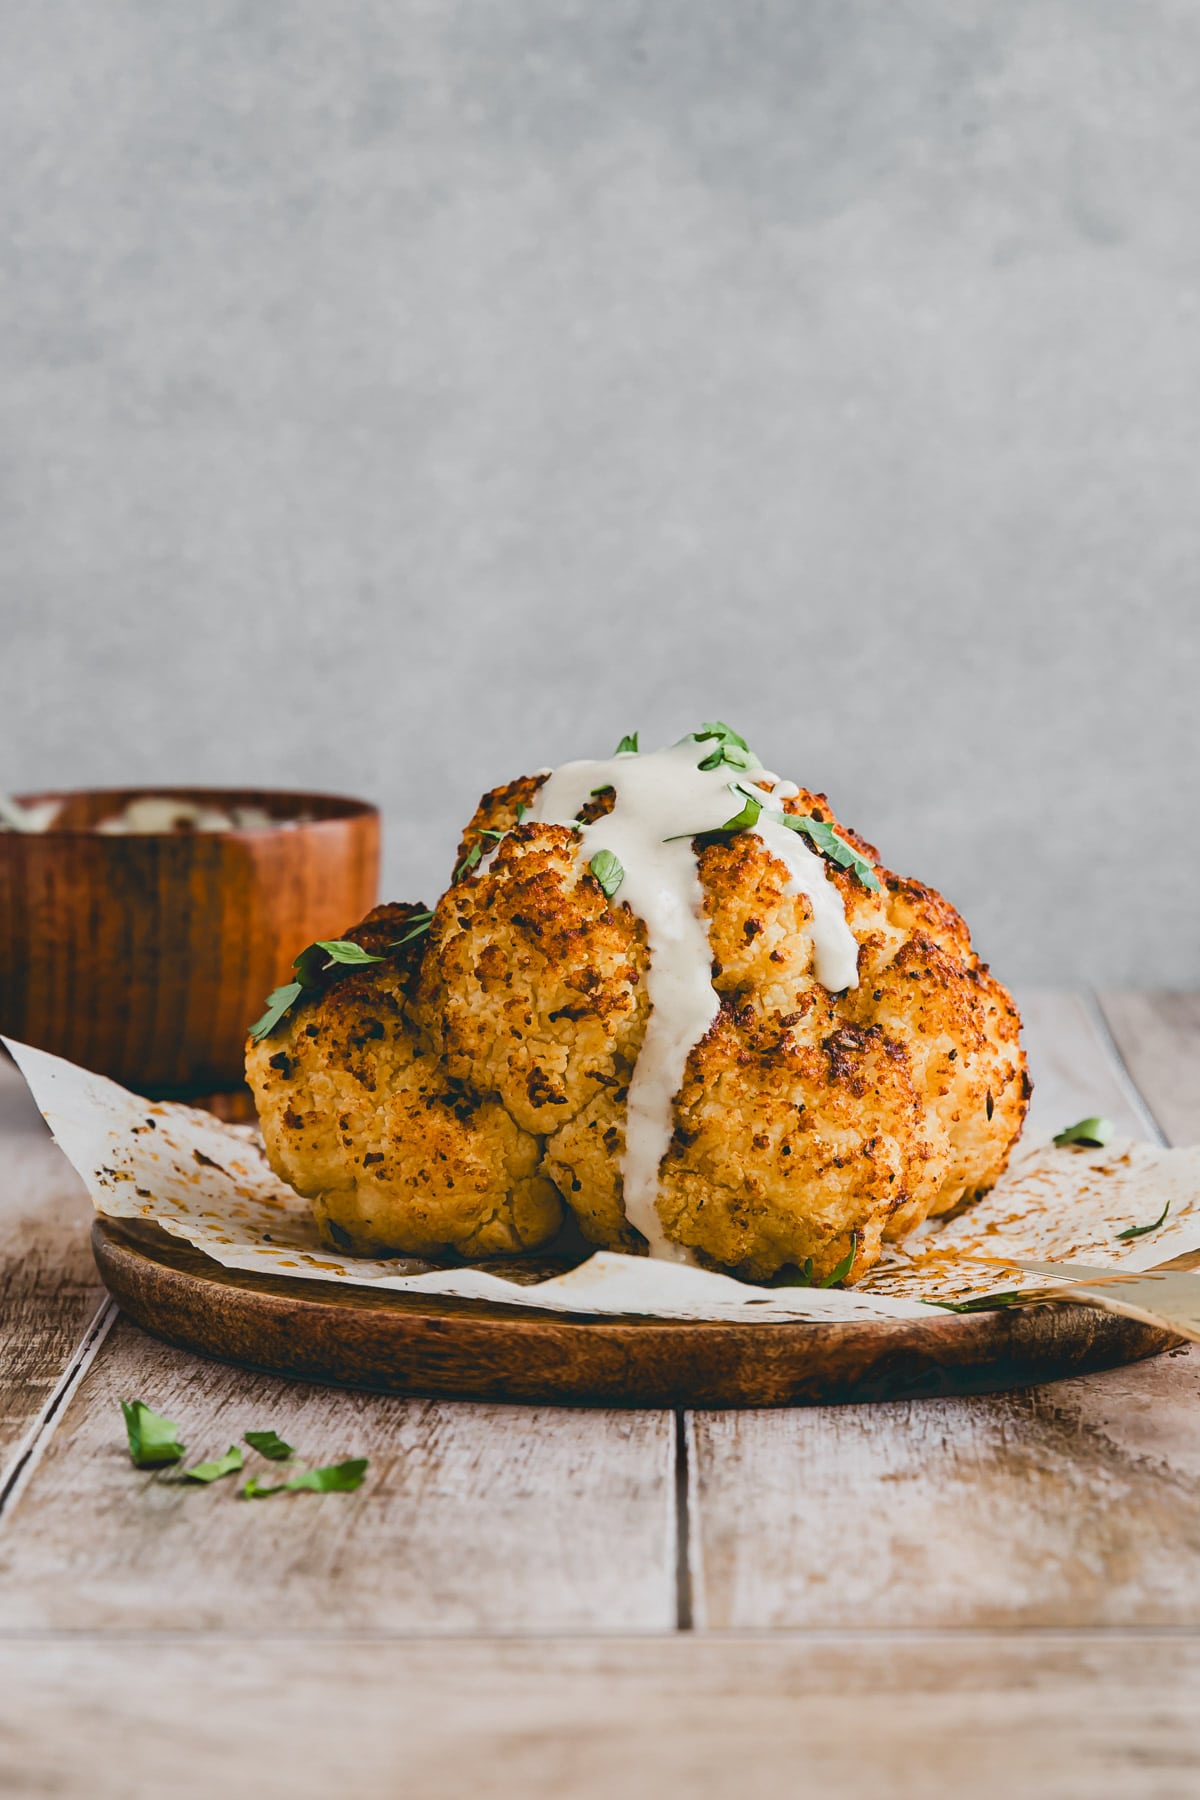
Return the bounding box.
[684,1412,709,1631]
[1097,993,1200,1149]
[0,1298,116,1523]
[1083,988,1169,1145]
[674,1410,693,1630]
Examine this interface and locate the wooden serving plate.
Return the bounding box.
[93,1218,1180,1409]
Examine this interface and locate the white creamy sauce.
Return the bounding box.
[0,797,306,836]
[95,799,303,835]
[522,739,862,1258]
[0,798,61,833]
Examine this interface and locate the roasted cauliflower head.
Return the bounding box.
[246,727,1029,1283]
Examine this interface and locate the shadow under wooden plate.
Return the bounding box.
[92,1218,1180,1409]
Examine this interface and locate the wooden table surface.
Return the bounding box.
[2,991,1198,1798]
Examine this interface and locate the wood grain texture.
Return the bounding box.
[0,787,378,1093]
[0,1316,676,1634]
[92,1215,1178,1409]
[2,1635,1199,1800]
[690,1345,1200,1630]
[0,1062,108,1487]
[1100,991,1200,1146]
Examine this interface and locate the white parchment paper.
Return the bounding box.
[9,1037,1200,1333]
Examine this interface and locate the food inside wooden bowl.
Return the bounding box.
[0,788,378,1100]
[246,726,1029,1286]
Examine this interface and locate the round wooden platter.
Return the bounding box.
[92,1217,1180,1409]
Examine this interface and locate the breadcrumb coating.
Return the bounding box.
[247,766,1029,1282]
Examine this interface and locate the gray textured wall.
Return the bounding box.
[2,2,1197,984]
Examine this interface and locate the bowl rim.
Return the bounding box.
[10,786,380,837]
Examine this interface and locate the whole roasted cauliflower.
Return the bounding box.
[247,728,1029,1283]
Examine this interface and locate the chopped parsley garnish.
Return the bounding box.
[248,982,305,1044]
[292,946,338,989]
[455,828,518,885]
[245,918,443,1042]
[118,1411,362,1497]
[1116,1199,1171,1241]
[719,792,762,832]
[613,732,639,755]
[389,910,434,947]
[282,1459,369,1493]
[701,741,760,773]
[695,721,749,752]
[719,782,880,893]
[293,939,384,985]
[319,938,383,964]
[1053,1116,1115,1149]
[244,1429,294,1461]
[665,742,882,892]
[691,721,762,774]
[662,782,763,842]
[121,1400,186,1468]
[454,826,512,881]
[820,1233,858,1288]
[776,1233,858,1289]
[249,938,389,1042]
[182,1445,244,1484]
[588,849,625,899]
[672,726,885,891]
[933,1290,1027,1314]
[241,1458,369,1498]
[774,811,882,893]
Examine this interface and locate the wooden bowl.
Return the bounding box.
[0,788,379,1100]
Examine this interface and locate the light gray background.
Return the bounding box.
[2,2,1197,984]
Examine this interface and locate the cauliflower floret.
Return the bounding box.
[659,1006,949,1282]
[415,824,649,1137]
[246,903,562,1258]
[247,752,1029,1283]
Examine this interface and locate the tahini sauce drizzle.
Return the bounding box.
[524,740,862,1259]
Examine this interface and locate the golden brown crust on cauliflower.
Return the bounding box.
[660,1004,947,1281]
[415,826,650,1137]
[247,770,1029,1283]
[451,773,547,878]
[246,902,562,1258]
